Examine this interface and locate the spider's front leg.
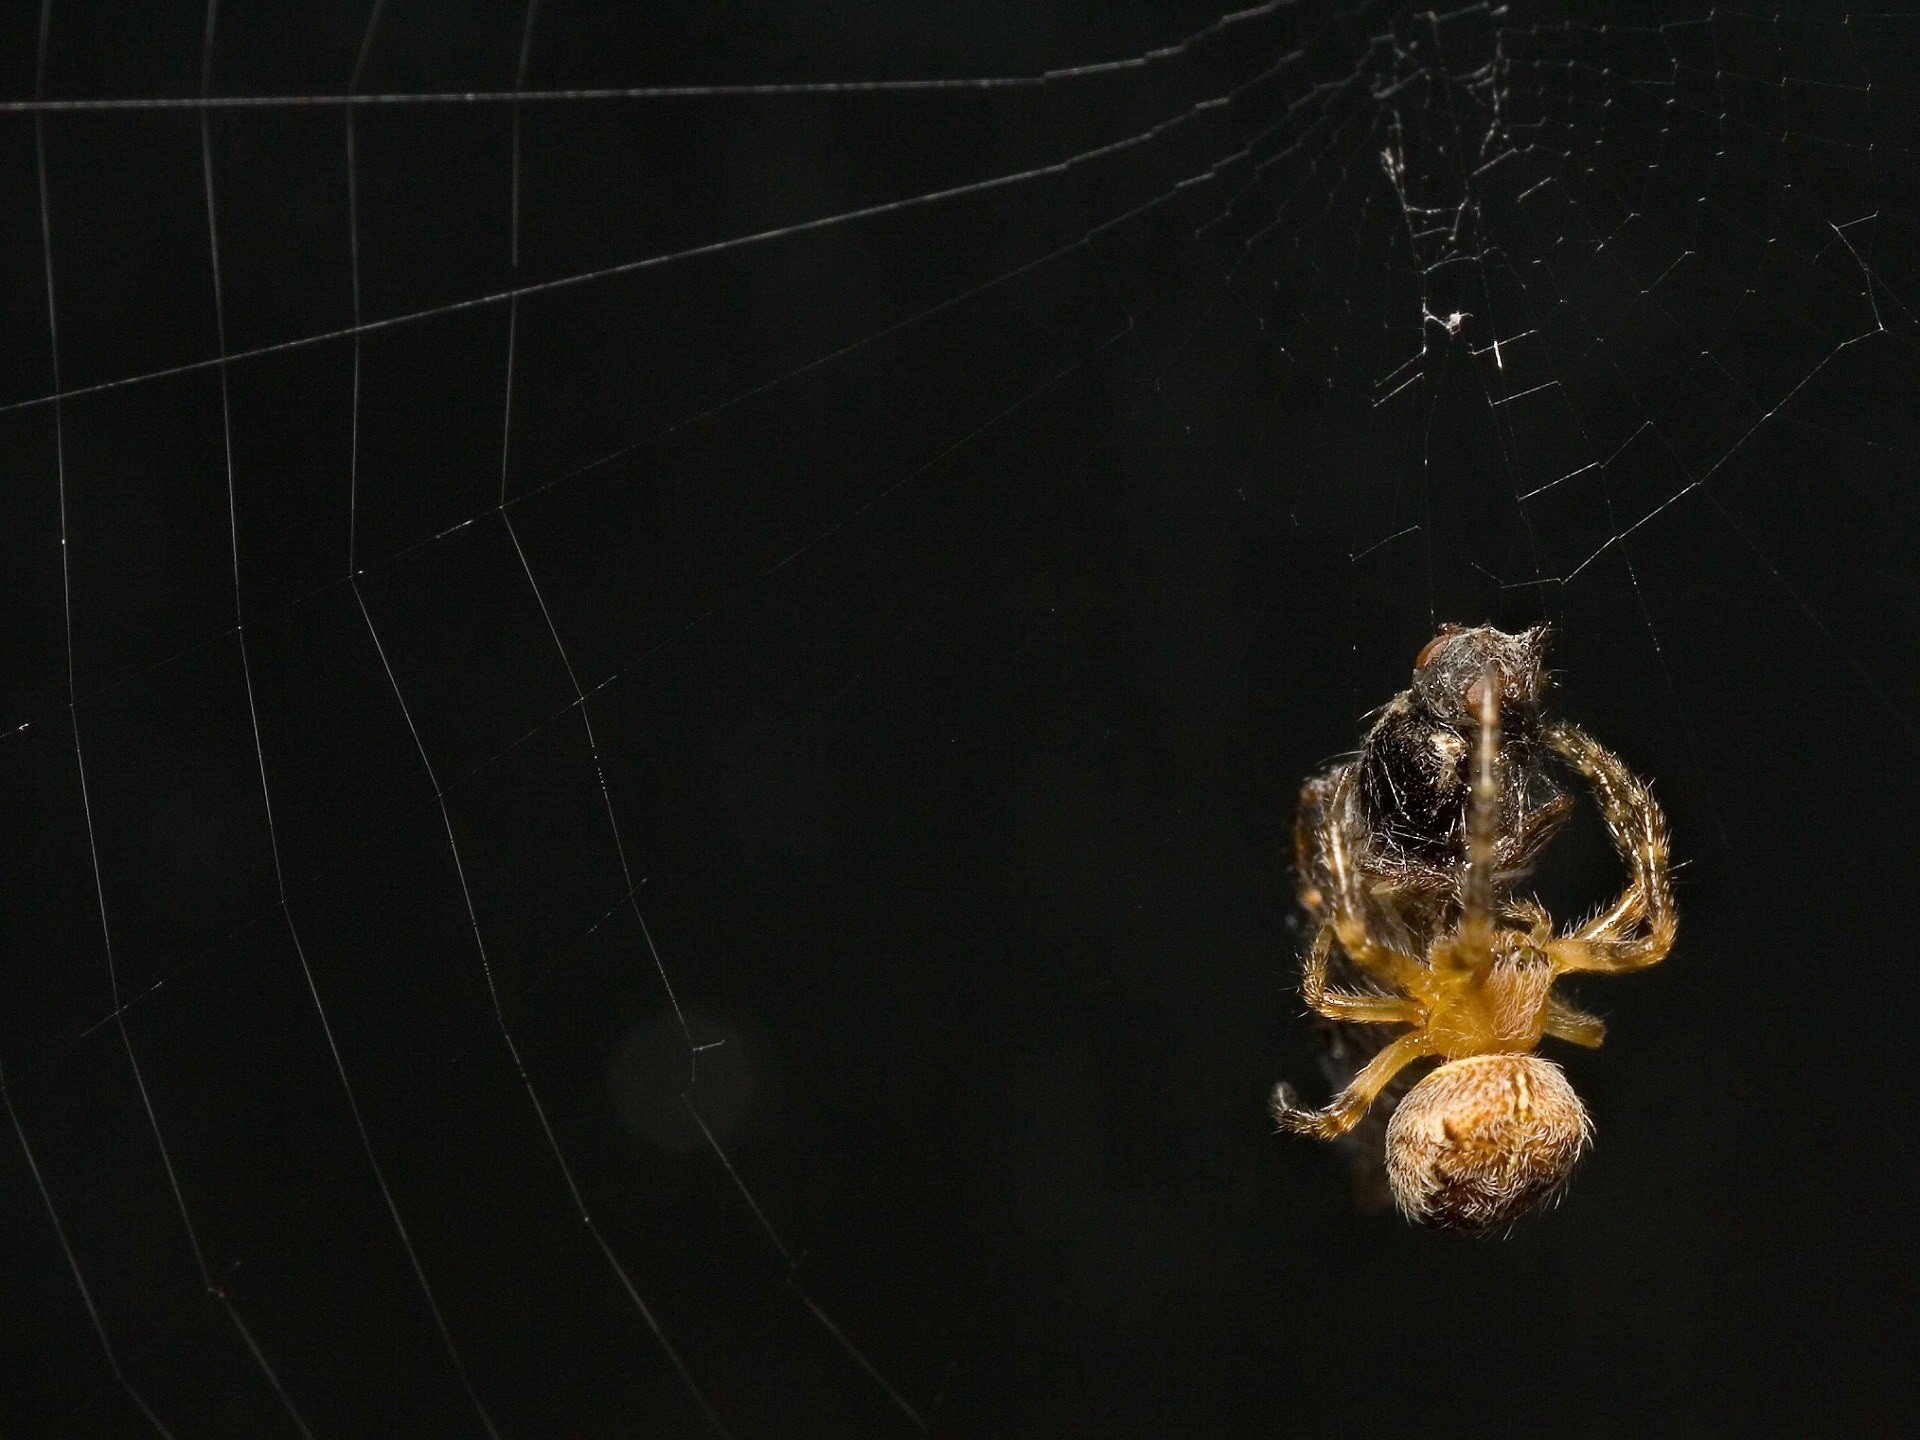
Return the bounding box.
[1292,770,1341,915]
[1544,721,1676,975]
[1273,1030,1435,1139]
[1447,664,1505,968]
[1317,774,1428,992]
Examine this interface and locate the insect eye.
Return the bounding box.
[1415,632,1453,669]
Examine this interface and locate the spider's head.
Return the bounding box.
[1411,624,1552,731]
[1384,1053,1591,1235]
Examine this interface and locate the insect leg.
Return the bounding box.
[1500,792,1576,877]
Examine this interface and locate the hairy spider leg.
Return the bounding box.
[1292,771,1337,914]
[1277,790,1432,1137]
[1544,994,1607,1046]
[1273,1032,1436,1140]
[1450,663,1504,967]
[1550,726,1649,941]
[1299,925,1422,1026]
[1319,771,1427,990]
[1543,721,1676,974]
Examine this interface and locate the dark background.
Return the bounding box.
[1,2,1916,1436]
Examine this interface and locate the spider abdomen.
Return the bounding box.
[1384,1054,1591,1235]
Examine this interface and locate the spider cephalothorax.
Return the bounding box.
[1275,630,1674,1234]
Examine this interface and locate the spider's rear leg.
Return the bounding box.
[1273,1031,1435,1140]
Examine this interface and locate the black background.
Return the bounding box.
[2,2,1917,1436]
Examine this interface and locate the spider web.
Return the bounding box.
[1,1,1915,1435]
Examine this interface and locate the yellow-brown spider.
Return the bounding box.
[1273,636,1675,1234]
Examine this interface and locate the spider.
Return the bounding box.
[1287,625,1581,1208]
[1273,629,1675,1234]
